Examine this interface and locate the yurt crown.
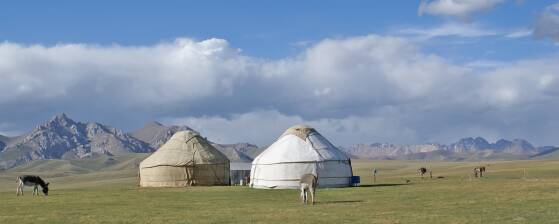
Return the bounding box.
[281,124,316,140]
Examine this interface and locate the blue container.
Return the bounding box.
[351,176,360,186]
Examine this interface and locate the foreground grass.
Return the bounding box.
[0,160,558,223]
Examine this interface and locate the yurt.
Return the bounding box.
[250,125,353,189]
[139,131,230,187]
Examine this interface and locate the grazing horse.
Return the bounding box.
[473,166,486,178]
[418,167,428,179]
[299,173,318,205]
[16,175,49,196]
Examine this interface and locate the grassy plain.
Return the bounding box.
[0,156,558,223]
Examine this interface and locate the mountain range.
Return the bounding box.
[0,114,557,169]
[0,114,258,170]
[342,137,557,161]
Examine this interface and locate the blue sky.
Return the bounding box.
[1,0,555,59]
[1,0,559,146]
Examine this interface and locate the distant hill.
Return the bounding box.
[9,153,148,174]
[341,137,555,161]
[530,147,559,160]
[0,114,260,170]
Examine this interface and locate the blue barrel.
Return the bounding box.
[351,176,360,186]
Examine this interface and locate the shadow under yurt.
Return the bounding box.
[139,131,230,187]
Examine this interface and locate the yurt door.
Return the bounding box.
[185,166,195,186]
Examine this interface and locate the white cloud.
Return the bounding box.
[505,29,533,38]
[397,22,498,39]
[163,110,418,146]
[418,0,506,18]
[396,23,531,41]
[0,35,558,146]
[0,38,251,106]
[478,59,559,107]
[534,3,559,42]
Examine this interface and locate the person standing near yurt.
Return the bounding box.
[139,130,230,187]
[250,125,353,189]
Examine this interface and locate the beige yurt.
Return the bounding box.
[250,125,353,189]
[139,131,230,187]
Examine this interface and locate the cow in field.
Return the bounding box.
[16,175,49,196]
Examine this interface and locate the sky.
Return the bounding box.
[1,0,559,146]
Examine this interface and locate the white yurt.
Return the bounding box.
[139,131,230,187]
[250,125,353,189]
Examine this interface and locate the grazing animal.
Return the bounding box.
[299,173,318,205]
[418,167,428,179]
[473,166,486,178]
[16,175,49,196]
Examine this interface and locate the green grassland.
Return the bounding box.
[0,157,558,223]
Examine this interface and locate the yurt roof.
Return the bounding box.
[140,131,229,168]
[280,124,315,140]
[253,125,349,164]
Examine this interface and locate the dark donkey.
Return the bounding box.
[418,167,428,179]
[16,175,49,196]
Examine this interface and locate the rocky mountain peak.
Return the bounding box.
[212,143,259,162]
[507,139,536,153]
[342,136,547,160]
[131,121,193,150]
[36,113,76,129]
[460,137,489,145]
[492,138,535,153]
[512,138,533,146]
[85,122,117,138]
[494,139,512,148]
[50,113,74,125]
[54,112,69,120]
[0,114,151,169]
[28,114,83,141]
[451,137,491,152]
